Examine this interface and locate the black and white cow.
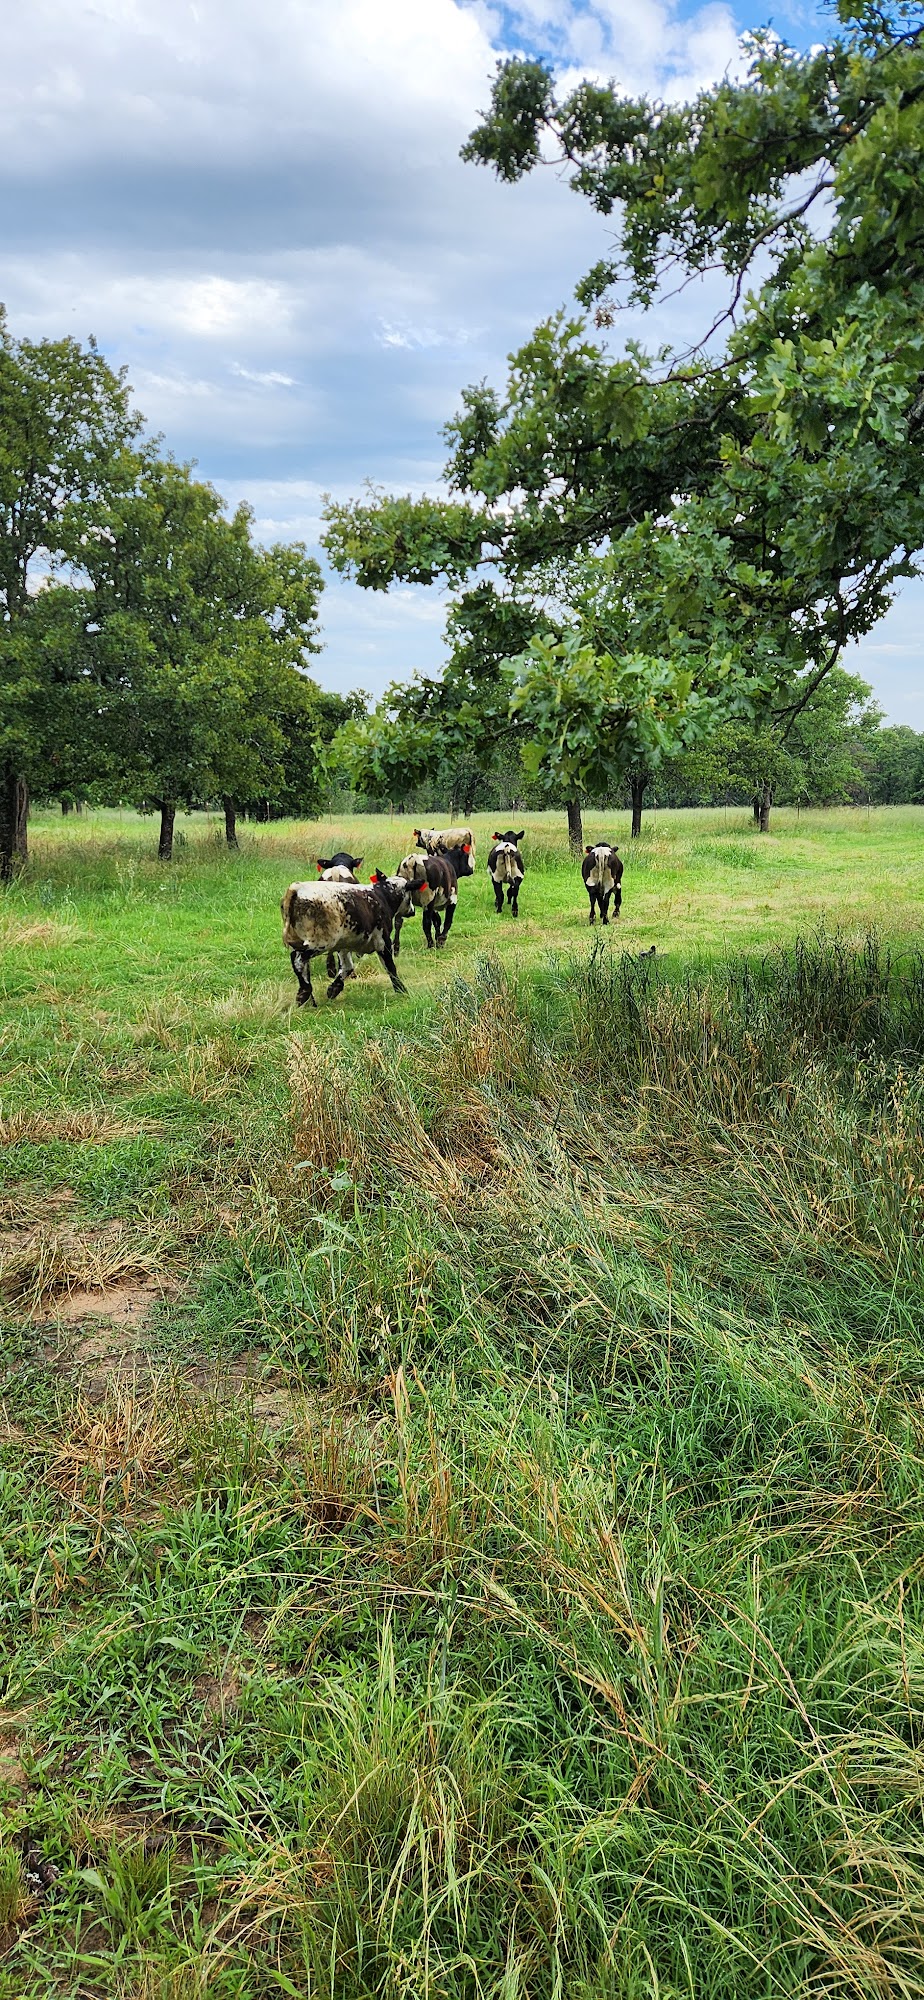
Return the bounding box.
[314,850,365,981]
[413,826,475,878]
[581,843,623,925]
[395,853,458,950]
[488,830,526,918]
[281,874,413,1007]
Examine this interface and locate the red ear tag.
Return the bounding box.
[463,843,471,852]
[317,862,322,871]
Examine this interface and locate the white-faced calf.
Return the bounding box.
[488,830,526,918]
[281,874,412,1007]
[581,843,623,924]
[315,850,365,981]
[396,853,458,949]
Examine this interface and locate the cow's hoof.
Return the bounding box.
[296,990,315,1009]
[602,918,609,927]
[436,938,446,949]
[326,981,345,1001]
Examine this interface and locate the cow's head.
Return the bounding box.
[370,869,417,920]
[493,829,525,845]
[316,852,363,873]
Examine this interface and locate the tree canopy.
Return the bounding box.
[323,2,924,832]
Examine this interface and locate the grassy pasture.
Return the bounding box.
[1,804,923,1998]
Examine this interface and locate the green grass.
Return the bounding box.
[1,804,923,1997]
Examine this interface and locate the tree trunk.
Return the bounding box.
[158,800,176,862]
[566,797,583,853]
[630,772,648,838]
[0,767,29,881]
[61,799,72,816]
[758,780,772,833]
[222,796,239,849]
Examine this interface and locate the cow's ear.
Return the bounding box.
[585,845,593,854]
[515,830,525,842]
[353,856,363,870]
[315,858,325,871]
[492,831,499,840]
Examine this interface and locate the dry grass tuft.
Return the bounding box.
[0,1107,148,1147]
[287,1036,368,1183]
[0,914,83,950]
[290,1399,383,1526]
[0,1222,171,1316]
[49,1379,181,1511]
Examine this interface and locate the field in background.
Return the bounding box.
[1,806,923,1997]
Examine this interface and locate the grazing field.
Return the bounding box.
[1,804,923,1998]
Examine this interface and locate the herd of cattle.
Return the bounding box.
[280,826,624,1007]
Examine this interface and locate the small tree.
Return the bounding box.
[86,457,324,856]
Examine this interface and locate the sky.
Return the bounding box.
[2,0,920,725]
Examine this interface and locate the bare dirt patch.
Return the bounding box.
[182,1349,294,1430]
[47,1275,179,1400]
[0,1736,28,1795]
[194,1669,241,1718]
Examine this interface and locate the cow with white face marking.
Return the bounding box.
[314,850,365,982]
[581,843,623,924]
[488,829,525,918]
[413,827,475,878]
[395,852,458,951]
[281,873,413,1007]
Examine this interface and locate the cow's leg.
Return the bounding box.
[601,888,612,926]
[341,953,356,979]
[393,914,404,957]
[438,900,455,945]
[423,907,436,949]
[587,889,597,925]
[613,882,622,917]
[290,947,316,1009]
[492,878,504,913]
[510,881,520,918]
[325,950,338,979]
[378,940,407,994]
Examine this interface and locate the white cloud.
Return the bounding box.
[1,0,913,717]
[230,363,297,388]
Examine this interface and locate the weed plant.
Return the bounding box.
[1,811,923,1996]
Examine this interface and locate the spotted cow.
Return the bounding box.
[413,826,475,878]
[395,852,458,950]
[281,874,413,1007]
